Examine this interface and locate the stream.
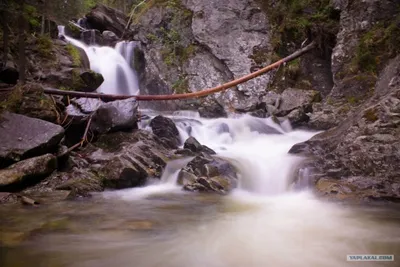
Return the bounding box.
[1,111,399,267]
[1,28,399,267]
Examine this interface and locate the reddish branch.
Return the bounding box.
[40,41,316,101]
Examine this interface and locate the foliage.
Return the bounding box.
[172,76,189,94]
[36,35,54,59]
[354,15,400,74]
[66,44,82,67]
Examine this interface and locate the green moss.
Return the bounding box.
[172,76,190,94]
[0,87,23,112]
[354,16,400,74]
[66,44,82,67]
[71,69,85,90]
[257,0,339,56]
[346,96,360,105]
[36,35,54,59]
[364,108,378,122]
[146,33,158,42]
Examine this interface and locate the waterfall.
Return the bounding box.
[57,26,140,96]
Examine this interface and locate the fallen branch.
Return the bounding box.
[3,41,316,101]
[62,113,93,155]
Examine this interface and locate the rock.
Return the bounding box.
[102,30,119,46]
[149,115,180,148]
[81,29,104,46]
[178,154,238,193]
[90,98,139,134]
[79,70,104,92]
[0,112,64,168]
[286,108,309,127]
[184,136,216,154]
[198,100,227,118]
[55,169,103,196]
[0,154,57,190]
[65,23,82,39]
[0,84,60,123]
[277,88,321,116]
[290,70,400,201]
[86,4,128,37]
[0,67,19,84]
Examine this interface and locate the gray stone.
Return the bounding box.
[0,154,57,190]
[0,112,64,167]
[86,4,128,37]
[149,116,180,148]
[91,98,139,134]
[277,88,321,116]
[102,30,119,46]
[179,154,238,193]
[184,136,216,154]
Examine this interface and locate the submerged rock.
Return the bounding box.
[149,115,180,148]
[0,154,57,190]
[178,154,238,194]
[0,112,64,168]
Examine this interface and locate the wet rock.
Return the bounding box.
[184,136,216,155]
[79,70,104,92]
[290,70,400,201]
[198,99,228,118]
[56,168,103,196]
[86,4,128,37]
[65,23,82,39]
[102,30,119,46]
[81,29,104,46]
[277,88,321,116]
[178,154,238,194]
[286,108,309,127]
[0,154,57,190]
[0,112,64,167]
[0,66,19,84]
[149,115,180,148]
[90,98,139,134]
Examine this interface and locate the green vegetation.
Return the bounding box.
[71,69,86,90]
[66,44,82,67]
[257,0,340,56]
[172,76,190,94]
[36,35,54,59]
[354,16,400,74]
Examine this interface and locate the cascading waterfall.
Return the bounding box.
[58,25,139,96]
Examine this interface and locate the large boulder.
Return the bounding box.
[149,115,180,148]
[53,130,172,195]
[276,88,321,116]
[0,112,64,168]
[90,98,139,134]
[1,84,61,123]
[0,154,57,191]
[79,70,104,92]
[85,4,128,37]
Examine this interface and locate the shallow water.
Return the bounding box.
[1,191,399,267]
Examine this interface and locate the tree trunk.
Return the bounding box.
[1,0,9,68]
[17,0,27,84]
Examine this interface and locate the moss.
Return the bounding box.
[257,0,340,56]
[66,44,82,67]
[0,86,23,112]
[36,35,54,59]
[364,108,378,122]
[71,69,85,90]
[172,77,190,94]
[346,96,359,105]
[354,15,400,75]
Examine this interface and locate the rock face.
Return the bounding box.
[149,116,180,148]
[0,154,57,190]
[290,56,400,202]
[86,4,128,37]
[0,112,64,168]
[132,0,272,114]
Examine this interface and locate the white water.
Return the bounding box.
[42,34,400,266]
[57,26,139,96]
